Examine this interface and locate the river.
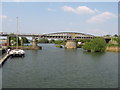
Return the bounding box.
[2,44,118,88]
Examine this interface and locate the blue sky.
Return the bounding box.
[1,2,118,36]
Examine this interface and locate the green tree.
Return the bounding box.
[112,37,120,47]
[104,34,111,37]
[54,40,66,45]
[10,36,21,46]
[114,34,118,37]
[77,39,91,43]
[38,38,49,43]
[54,40,63,44]
[21,37,29,43]
[82,38,107,52]
[49,39,55,43]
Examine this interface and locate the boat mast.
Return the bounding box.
[16,16,19,49]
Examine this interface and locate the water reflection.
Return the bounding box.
[64,48,77,52]
[2,44,118,88]
[83,51,105,58]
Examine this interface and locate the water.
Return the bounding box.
[2,44,118,88]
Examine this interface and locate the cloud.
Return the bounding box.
[62,6,96,15]
[87,12,116,23]
[0,15,7,19]
[47,8,56,11]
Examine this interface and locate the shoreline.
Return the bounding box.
[106,46,120,52]
[7,46,42,50]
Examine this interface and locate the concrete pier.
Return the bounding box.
[21,37,23,46]
[7,36,10,46]
[32,36,37,48]
[65,40,77,49]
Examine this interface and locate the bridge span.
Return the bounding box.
[0,32,111,48]
[0,32,95,39]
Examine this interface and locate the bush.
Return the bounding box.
[38,38,49,43]
[112,38,120,47]
[21,37,29,43]
[56,45,63,48]
[77,44,83,48]
[10,37,21,46]
[77,39,91,43]
[49,39,55,43]
[54,40,66,45]
[82,38,107,52]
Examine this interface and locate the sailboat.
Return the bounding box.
[9,17,25,57]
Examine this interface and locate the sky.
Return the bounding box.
[1,2,118,36]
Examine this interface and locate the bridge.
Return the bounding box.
[0,32,95,39]
[0,32,111,49]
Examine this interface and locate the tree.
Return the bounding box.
[54,40,66,45]
[104,34,111,37]
[38,38,49,43]
[77,39,91,43]
[82,38,107,52]
[10,36,21,46]
[21,37,29,43]
[49,39,55,43]
[114,34,118,37]
[112,37,120,47]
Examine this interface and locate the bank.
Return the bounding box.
[7,46,42,50]
[106,46,120,52]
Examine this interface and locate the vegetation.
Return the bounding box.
[38,38,49,43]
[107,44,119,47]
[10,37,21,46]
[56,45,63,48]
[112,38,120,46]
[104,34,111,37]
[49,39,55,43]
[76,39,91,43]
[54,40,66,45]
[107,37,120,48]
[21,37,29,43]
[82,37,107,52]
[77,44,83,48]
[114,34,118,37]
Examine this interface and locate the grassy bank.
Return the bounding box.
[106,46,120,52]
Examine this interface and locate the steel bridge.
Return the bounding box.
[0,32,95,40]
[0,32,112,48]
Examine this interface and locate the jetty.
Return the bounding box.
[0,53,11,66]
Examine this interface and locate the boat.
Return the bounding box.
[9,17,25,57]
[9,49,25,57]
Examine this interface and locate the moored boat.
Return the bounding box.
[9,49,25,57]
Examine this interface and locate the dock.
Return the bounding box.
[0,53,11,66]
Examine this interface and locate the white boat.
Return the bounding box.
[9,17,25,57]
[9,49,25,57]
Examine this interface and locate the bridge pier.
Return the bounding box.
[32,36,37,48]
[21,37,23,46]
[7,36,10,46]
[65,40,77,49]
